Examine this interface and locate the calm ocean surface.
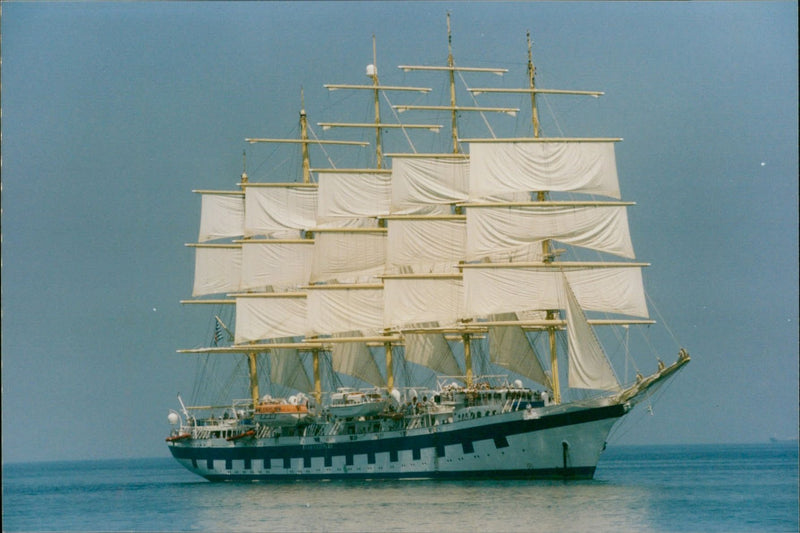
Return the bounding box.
[3,443,797,532]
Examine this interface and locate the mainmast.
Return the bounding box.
[319,36,440,168]
[389,14,519,388]
[395,13,516,154]
[317,38,446,392]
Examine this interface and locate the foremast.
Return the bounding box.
[460,31,636,405]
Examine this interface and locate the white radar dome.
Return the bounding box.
[167,412,180,425]
[514,379,523,388]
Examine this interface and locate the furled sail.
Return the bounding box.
[468,141,621,200]
[466,204,635,261]
[244,184,318,238]
[197,191,245,242]
[404,332,463,377]
[563,276,621,391]
[240,240,314,292]
[268,347,313,394]
[383,275,464,329]
[488,313,551,388]
[234,293,307,344]
[306,284,384,337]
[191,244,242,297]
[386,216,465,273]
[462,265,649,318]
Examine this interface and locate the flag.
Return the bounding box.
[213,318,222,346]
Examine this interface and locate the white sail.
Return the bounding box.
[197,192,245,242]
[268,348,313,394]
[306,285,384,337]
[564,276,621,391]
[191,245,242,297]
[310,230,387,283]
[240,240,314,291]
[466,204,635,260]
[404,333,462,377]
[234,293,307,344]
[317,171,392,219]
[331,338,386,387]
[468,141,621,200]
[383,275,464,329]
[463,265,649,318]
[488,314,551,388]
[386,216,465,273]
[390,156,469,214]
[244,185,317,238]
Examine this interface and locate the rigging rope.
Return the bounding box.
[382,91,418,154]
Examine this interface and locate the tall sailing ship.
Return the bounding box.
[166,18,690,481]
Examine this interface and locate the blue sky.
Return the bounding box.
[2,2,797,463]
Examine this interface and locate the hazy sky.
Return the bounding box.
[2,2,797,463]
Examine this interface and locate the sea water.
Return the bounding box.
[2,443,797,532]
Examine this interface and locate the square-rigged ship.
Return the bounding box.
[166,18,690,481]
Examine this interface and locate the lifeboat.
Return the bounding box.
[328,389,387,419]
[254,398,311,426]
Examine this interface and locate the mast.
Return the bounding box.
[300,89,311,183]
[370,36,383,169]
[390,14,515,385]
[446,14,458,154]
[246,89,368,183]
[395,13,515,155]
[528,32,540,139]
[319,37,439,167]
[527,31,558,402]
[465,34,606,404]
[236,149,261,404]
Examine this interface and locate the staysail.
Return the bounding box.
[563,275,621,391]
